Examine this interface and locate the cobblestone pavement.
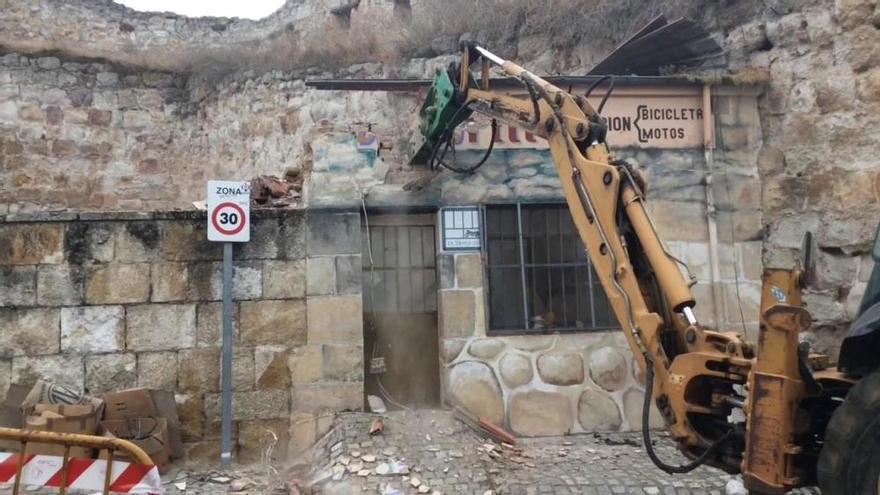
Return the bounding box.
[11,409,814,495]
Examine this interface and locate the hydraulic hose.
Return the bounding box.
[641,355,733,474]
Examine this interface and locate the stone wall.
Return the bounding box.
[0,209,364,464]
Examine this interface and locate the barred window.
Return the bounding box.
[484,203,615,333]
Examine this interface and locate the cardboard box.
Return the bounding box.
[24,403,100,458]
[0,384,30,452]
[101,388,183,459]
[101,418,171,473]
[22,380,103,416]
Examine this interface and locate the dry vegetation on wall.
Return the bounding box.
[183,0,700,77]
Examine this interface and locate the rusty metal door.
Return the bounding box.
[362,214,440,409]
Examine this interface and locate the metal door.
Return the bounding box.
[362,214,440,409]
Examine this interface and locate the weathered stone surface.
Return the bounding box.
[115,221,160,262]
[306,295,362,344]
[623,388,664,430]
[507,335,555,352]
[440,290,476,338]
[335,255,361,295]
[60,305,124,353]
[0,308,60,358]
[240,299,306,345]
[195,302,238,346]
[290,345,323,384]
[262,260,305,299]
[498,353,533,388]
[255,345,290,389]
[36,265,83,306]
[0,360,11,400]
[588,347,629,392]
[238,418,289,463]
[205,389,290,420]
[85,353,136,394]
[510,390,573,436]
[187,261,262,301]
[290,382,362,413]
[468,339,505,360]
[441,339,466,363]
[161,221,221,261]
[307,256,335,295]
[446,362,503,424]
[127,304,196,351]
[322,344,363,381]
[137,351,178,390]
[151,262,187,302]
[578,388,622,432]
[307,212,360,255]
[455,253,482,288]
[0,224,63,265]
[85,263,150,304]
[0,266,35,306]
[175,392,204,442]
[537,352,584,386]
[177,347,221,392]
[289,412,318,456]
[232,348,255,391]
[12,354,83,389]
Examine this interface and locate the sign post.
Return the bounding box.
[206,180,251,469]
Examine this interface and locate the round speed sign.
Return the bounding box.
[211,201,247,236]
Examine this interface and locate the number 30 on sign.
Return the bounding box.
[207,180,251,242]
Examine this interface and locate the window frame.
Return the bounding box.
[481,201,617,335]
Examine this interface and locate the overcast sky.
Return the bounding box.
[117,0,286,19]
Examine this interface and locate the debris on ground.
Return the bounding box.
[369,417,384,435]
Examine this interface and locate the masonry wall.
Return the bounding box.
[0,209,363,464]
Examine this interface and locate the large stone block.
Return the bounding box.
[277,214,307,260]
[622,388,664,430]
[85,263,150,304]
[440,290,476,339]
[0,266,36,306]
[236,218,279,260]
[60,306,124,353]
[578,388,622,432]
[498,353,533,388]
[446,361,503,424]
[289,412,317,456]
[187,261,262,301]
[0,308,60,358]
[588,347,628,392]
[510,390,574,436]
[36,265,83,306]
[126,304,196,351]
[115,222,160,262]
[262,260,305,299]
[175,392,204,442]
[231,348,255,392]
[85,353,136,395]
[12,354,84,390]
[0,224,64,265]
[307,257,336,295]
[306,212,360,256]
[161,221,221,261]
[137,351,178,390]
[335,255,361,295]
[255,345,290,390]
[204,389,290,420]
[238,418,290,463]
[195,302,239,347]
[151,262,188,302]
[64,223,114,265]
[306,295,362,344]
[468,339,505,360]
[322,345,363,382]
[289,345,322,384]
[240,300,306,346]
[178,347,221,393]
[537,352,584,386]
[455,253,483,288]
[290,382,362,413]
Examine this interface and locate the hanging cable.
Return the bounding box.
[428,111,497,175]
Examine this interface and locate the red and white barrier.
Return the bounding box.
[0,452,162,494]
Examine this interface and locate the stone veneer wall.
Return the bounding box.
[0,209,364,464]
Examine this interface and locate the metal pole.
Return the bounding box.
[220,242,233,469]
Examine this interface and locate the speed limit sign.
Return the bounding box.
[207,180,251,242]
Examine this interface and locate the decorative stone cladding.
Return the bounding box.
[0,209,364,464]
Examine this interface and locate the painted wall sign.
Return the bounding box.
[207,180,251,242]
[440,207,481,251]
[455,86,706,150]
